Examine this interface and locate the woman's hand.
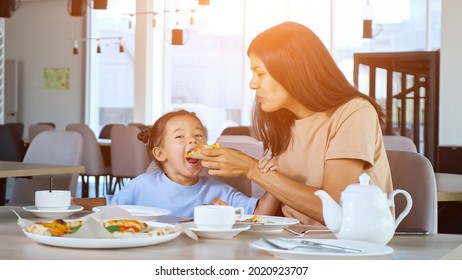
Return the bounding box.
[201,147,257,178]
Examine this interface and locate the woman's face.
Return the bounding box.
[249,53,295,113]
[155,115,206,185]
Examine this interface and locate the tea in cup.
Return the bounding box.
[35,190,71,210]
[194,205,244,230]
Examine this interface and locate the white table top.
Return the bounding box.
[1,206,462,260]
[0,160,84,178]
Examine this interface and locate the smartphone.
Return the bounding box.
[395,228,429,235]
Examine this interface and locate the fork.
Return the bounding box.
[283,226,331,237]
[263,238,363,253]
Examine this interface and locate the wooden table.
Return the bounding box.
[0,161,85,206]
[1,206,462,260]
[436,173,462,202]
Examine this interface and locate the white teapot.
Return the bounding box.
[314,173,412,244]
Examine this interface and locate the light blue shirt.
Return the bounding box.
[111,170,258,218]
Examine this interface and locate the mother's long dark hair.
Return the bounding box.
[247,21,384,157]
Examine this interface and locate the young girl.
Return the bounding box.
[111,110,278,218]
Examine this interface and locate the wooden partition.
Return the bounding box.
[353,51,440,168]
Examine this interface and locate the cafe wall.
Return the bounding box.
[439,0,462,146]
[4,0,85,136]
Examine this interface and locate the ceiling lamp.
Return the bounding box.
[93,0,107,10]
[0,0,21,18]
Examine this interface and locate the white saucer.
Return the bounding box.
[236,215,300,232]
[250,238,393,260]
[183,222,251,239]
[23,205,84,219]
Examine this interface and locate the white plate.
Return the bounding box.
[22,221,181,249]
[236,215,299,232]
[250,238,393,259]
[92,205,171,221]
[23,205,84,219]
[183,222,250,239]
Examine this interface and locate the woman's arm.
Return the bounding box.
[253,191,280,216]
[201,148,365,223]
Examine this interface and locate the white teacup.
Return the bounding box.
[194,205,245,230]
[35,190,71,210]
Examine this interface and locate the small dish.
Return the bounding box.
[236,215,299,232]
[23,205,84,219]
[183,222,250,239]
[92,205,171,221]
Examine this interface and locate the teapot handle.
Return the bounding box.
[389,189,413,229]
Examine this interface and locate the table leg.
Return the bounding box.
[0,178,6,206]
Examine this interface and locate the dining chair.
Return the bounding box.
[109,125,151,194]
[383,135,417,153]
[204,135,267,198]
[0,124,25,162]
[386,150,438,233]
[128,122,150,131]
[66,123,111,198]
[5,122,24,139]
[28,123,54,144]
[98,123,124,140]
[37,122,56,128]
[7,131,83,206]
[221,126,253,137]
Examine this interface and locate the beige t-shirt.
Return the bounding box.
[277,98,393,225]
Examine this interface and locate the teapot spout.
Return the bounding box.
[314,190,343,233]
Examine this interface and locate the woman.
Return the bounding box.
[201,21,393,225]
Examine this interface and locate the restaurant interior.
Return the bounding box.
[1,0,462,261]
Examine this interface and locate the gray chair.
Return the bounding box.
[383,135,417,153]
[98,123,124,140]
[386,150,438,233]
[8,131,83,206]
[109,125,150,194]
[66,123,111,198]
[28,123,54,144]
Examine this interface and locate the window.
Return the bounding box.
[87,0,440,143]
[87,0,135,135]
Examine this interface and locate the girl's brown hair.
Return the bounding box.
[247,21,385,157]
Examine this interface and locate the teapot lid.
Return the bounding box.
[344,173,383,194]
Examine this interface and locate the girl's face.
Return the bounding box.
[153,115,206,186]
[249,53,311,118]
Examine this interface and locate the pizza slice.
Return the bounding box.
[185,143,220,159]
[26,219,83,236]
